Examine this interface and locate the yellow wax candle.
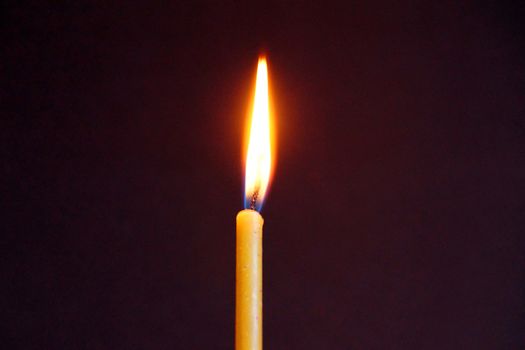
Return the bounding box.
[236,56,273,350]
[236,209,263,350]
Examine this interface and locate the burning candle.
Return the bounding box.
[236,57,273,350]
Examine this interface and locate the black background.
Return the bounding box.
[3,1,525,349]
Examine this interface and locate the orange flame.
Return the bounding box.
[244,57,273,211]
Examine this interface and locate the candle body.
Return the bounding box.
[236,209,263,350]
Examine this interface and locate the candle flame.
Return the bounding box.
[244,57,273,211]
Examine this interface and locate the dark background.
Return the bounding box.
[3,1,525,349]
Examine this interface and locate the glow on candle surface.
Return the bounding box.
[236,56,273,350]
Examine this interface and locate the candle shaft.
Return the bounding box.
[236,209,263,350]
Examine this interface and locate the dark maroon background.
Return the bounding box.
[3,1,525,349]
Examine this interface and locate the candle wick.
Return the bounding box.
[249,190,259,211]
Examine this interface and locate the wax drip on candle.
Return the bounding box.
[249,189,259,211]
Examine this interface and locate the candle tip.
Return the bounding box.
[249,190,259,211]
